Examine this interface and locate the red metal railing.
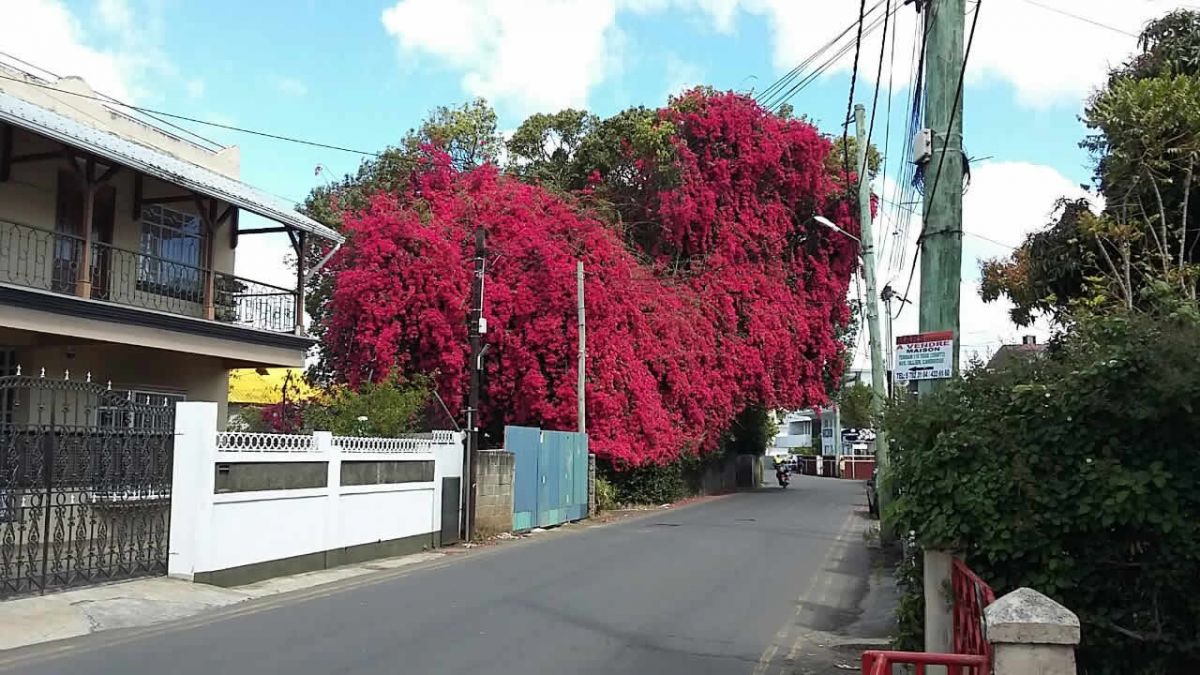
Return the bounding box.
[952,558,997,661]
[862,650,988,675]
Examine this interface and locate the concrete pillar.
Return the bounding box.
[923,550,954,661]
[587,453,596,517]
[316,432,337,553]
[986,588,1080,675]
[168,402,218,581]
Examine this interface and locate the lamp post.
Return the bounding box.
[813,204,891,536]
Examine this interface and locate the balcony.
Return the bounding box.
[0,219,297,333]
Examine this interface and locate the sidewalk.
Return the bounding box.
[0,550,446,652]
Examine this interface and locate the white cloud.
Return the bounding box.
[381,0,623,112]
[185,78,206,99]
[96,0,134,34]
[1,0,138,100]
[380,1,1190,113]
[856,160,1097,369]
[274,76,309,97]
[663,54,703,99]
[743,0,1187,108]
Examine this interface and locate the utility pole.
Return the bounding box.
[918,0,966,662]
[576,261,586,434]
[919,0,965,391]
[854,103,891,536]
[881,284,897,398]
[463,228,486,542]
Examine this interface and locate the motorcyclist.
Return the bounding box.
[774,455,790,486]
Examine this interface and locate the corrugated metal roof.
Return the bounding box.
[0,90,344,243]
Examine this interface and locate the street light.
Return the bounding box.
[813,215,861,245]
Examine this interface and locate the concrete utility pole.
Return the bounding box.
[463,228,486,542]
[919,0,967,663]
[918,0,966,393]
[854,104,890,529]
[576,261,586,435]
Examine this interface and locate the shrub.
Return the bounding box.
[257,371,433,437]
[594,476,618,512]
[887,314,1200,673]
[606,460,687,505]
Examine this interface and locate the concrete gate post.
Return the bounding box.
[923,548,954,672]
[986,588,1080,675]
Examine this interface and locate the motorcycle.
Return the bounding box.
[775,465,790,488]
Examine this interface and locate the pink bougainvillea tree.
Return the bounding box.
[318,90,859,466]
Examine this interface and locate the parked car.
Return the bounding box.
[865,467,879,518]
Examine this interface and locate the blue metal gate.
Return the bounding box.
[506,426,588,531]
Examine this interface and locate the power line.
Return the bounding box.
[755,0,886,108]
[895,0,982,319]
[0,50,223,150]
[963,230,1017,250]
[860,0,893,185]
[761,2,904,113]
[0,73,378,157]
[1016,0,1139,38]
[842,0,871,182]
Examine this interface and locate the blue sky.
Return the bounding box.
[8,0,1187,361]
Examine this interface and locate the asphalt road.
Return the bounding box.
[2,476,886,675]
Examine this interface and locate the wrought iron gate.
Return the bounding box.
[0,373,174,598]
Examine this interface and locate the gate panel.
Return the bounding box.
[0,374,173,598]
[440,477,461,545]
[506,426,540,532]
[506,426,588,531]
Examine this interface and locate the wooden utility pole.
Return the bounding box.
[918,0,966,392]
[576,261,586,434]
[919,0,967,662]
[854,103,891,533]
[463,228,486,542]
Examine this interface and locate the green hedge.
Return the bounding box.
[886,315,1200,673]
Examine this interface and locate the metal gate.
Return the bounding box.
[0,373,174,598]
[507,426,588,532]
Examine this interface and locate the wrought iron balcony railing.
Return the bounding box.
[0,219,298,333]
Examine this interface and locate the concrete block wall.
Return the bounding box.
[473,450,515,538]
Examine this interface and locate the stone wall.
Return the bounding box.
[473,450,515,538]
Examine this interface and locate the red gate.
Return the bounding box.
[952,558,996,661]
[861,558,996,675]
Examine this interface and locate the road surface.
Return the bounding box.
[1,476,890,675]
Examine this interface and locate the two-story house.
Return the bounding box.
[0,66,342,423]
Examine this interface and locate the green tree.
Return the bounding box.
[982,10,1200,324]
[506,109,599,189]
[302,372,433,437]
[836,381,875,429]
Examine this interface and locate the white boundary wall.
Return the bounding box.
[168,402,464,581]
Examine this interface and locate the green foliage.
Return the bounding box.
[836,382,876,429]
[721,406,777,455]
[594,476,618,512]
[886,314,1200,673]
[1116,9,1200,82]
[604,459,687,505]
[892,540,924,652]
[416,98,503,171]
[506,109,599,189]
[984,11,1200,326]
[302,372,433,437]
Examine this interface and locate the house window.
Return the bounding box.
[98,387,185,428]
[138,205,205,298]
